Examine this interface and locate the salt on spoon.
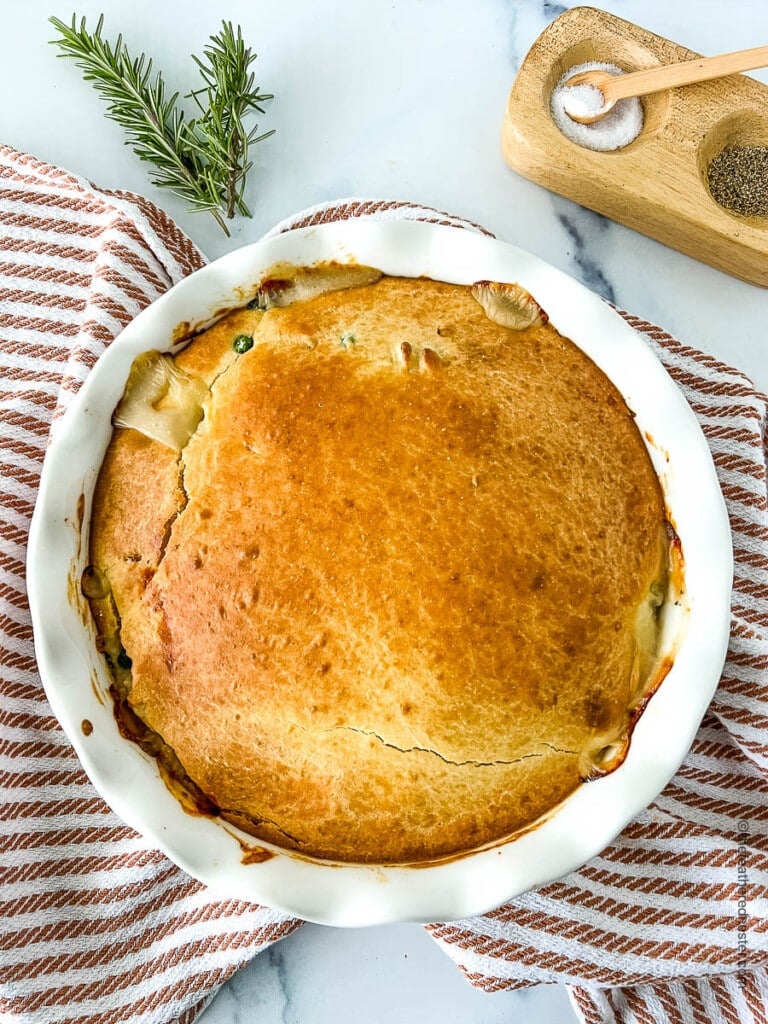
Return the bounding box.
[550,61,643,152]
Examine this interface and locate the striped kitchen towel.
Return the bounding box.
[0,145,300,1024]
[1,145,766,1024]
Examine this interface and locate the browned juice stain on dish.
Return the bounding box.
[669,528,685,596]
[67,492,94,631]
[218,824,276,865]
[89,674,106,706]
[643,430,671,464]
[239,843,275,865]
[81,719,93,736]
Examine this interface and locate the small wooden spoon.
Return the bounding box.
[564,44,768,124]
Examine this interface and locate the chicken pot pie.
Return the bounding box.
[85,267,671,864]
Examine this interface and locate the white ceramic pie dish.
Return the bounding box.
[27,219,732,925]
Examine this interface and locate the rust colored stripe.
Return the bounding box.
[581,867,744,903]
[0,386,58,412]
[0,580,31,611]
[0,410,50,437]
[0,737,74,760]
[0,462,46,490]
[0,208,105,238]
[0,286,86,312]
[0,233,97,263]
[458,970,531,991]
[0,322,78,348]
[0,260,92,289]
[569,988,609,1024]
[0,187,108,217]
[0,824,134,856]
[0,649,38,673]
[1,767,93,789]
[2,795,110,819]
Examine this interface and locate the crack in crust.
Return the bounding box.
[332,725,578,767]
[152,346,245,582]
[220,807,306,847]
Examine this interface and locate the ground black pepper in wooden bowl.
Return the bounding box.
[707,145,768,217]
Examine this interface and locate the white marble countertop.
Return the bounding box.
[5,0,768,1020]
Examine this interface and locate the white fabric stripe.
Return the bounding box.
[0,193,113,226]
[663,769,768,808]
[0,393,56,423]
[680,389,767,416]
[0,296,126,334]
[710,714,768,756]
[0,447,44,475]
[0,871,188,935]
[0,812,120,835]
[714,497,768,528]
[0,423,49,457]
[717,470,768,501]
[0,862,173,900]
[554,872,768,921]
[0,351,80,379]
[715,684,768,715]
[682,749,767,780]
[0,566,27,594]
[432,940,562,986]
[2,782,106,801]
[0,273,85,301]
[0,552,33,582]
[649,348,756,389]
[0,632,36,663]
[0,247,96,276]
[0,220,104,254]
[694,437,760,464]
[586,854,747,887]
[0,473,40,505]
[0,753,75,773]
[733,561,768,588]
[0,836,154,871]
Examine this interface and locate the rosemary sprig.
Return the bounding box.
[49,15,274,236]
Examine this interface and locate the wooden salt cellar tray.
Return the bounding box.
[502,6,768,287]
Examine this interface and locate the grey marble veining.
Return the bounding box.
[6,1,768,1020]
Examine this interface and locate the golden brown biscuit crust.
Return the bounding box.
[89,276,667,863]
